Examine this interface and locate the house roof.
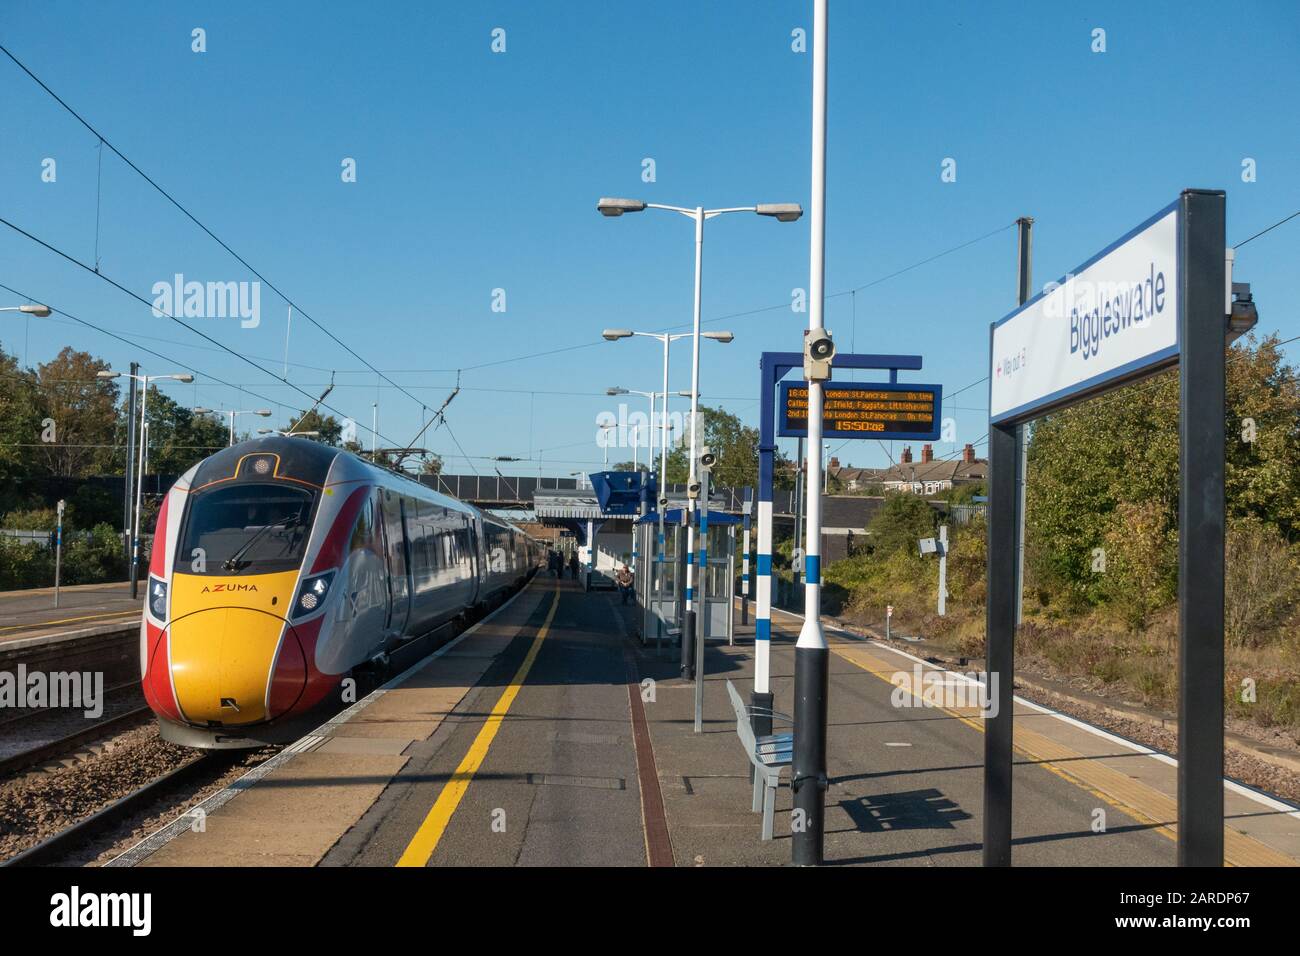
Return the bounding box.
[833,456,987,486]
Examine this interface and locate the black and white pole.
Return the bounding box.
[740,487,751,626]
[694,456,711,732]
[792,0,830,867]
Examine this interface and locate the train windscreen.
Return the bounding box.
[179,484,315,575]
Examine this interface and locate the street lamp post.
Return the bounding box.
[195,407,272,446]
[603,328,733,651]
[99,369,195,599]
[598,198,800,679]
[607,385,659,492]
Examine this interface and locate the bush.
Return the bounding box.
[945,516,986,609]
[1224,517,1299,648]
[1098,501,1176,628]
[867,493,937,557]
[63,522,127,585]
[0,537,54,589]
[2,507,59,531]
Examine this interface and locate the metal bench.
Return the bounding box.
[724,679,793,840]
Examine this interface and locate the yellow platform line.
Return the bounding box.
[396,586,560,867]
[830,640,1296,867]
[0,609,139,633]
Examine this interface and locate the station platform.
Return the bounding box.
[115,576,1300,867]
[0,581,139,647]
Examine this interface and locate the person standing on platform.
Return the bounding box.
[615,564,634,604]
[569,551,580,580]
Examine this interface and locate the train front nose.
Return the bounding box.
[163,571,308,727]
[166,607,307,726]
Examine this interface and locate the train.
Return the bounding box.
[139,435,543,748]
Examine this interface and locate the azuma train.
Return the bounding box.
[139,436,542,748]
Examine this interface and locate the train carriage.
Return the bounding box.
[141,435,540,748]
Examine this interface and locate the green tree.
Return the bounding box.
[1026,333,1300,612]
[287,408,344,445]
[0,347,45,493]
[662,405,788,489]
[138,386,229,476]
[867,492,938,556]
[35,348,120,478]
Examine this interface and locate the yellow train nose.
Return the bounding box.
[169,606,304,726]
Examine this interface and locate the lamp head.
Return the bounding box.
[596,197,647,217]
[756,203,804,223]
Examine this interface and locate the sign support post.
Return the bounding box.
[1013,217,1033,626]
[1177,188,1226,866]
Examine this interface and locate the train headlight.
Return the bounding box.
[292,571,335,619]
[148,577,168,620]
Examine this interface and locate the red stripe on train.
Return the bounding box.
[311,485,370,574]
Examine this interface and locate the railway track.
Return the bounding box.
[2,752,229,867]
[0,705,152,778]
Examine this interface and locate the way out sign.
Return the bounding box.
[990,201,1178,424]
[983,190,1233,869]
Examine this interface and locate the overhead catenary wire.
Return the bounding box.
[0,41,435,421]
[0,250,408,451]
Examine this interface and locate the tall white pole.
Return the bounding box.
[660,335,671,490]
[132,379,148,594]
[793,0,830,867]
[228,411,235,447]
[683,208,704,679]
[656,334,671,643]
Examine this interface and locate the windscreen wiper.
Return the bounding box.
[222,512,302,572]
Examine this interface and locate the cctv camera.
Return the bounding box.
[1227,283,1258,343]
[699,446,716,469]
[659,496,669,508]
[687,481,701,500]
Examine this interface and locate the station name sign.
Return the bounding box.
[779,381,942,441]
[990,200,1181,425]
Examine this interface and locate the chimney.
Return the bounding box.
[921,443,933,464]
[963,443,975,463]
[829,456,840,470]
[901,446,912,464]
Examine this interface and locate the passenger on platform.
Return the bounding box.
[569,552,580,580]
[615,564,634,605]
[548,550,561,577]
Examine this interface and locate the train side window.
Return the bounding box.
[350,498,374,552]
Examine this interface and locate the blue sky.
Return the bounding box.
[2,1,1297,477]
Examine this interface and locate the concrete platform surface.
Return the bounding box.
[0,581,140,646]
[115,578,1300,867]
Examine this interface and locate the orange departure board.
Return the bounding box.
[779,381,942,440]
